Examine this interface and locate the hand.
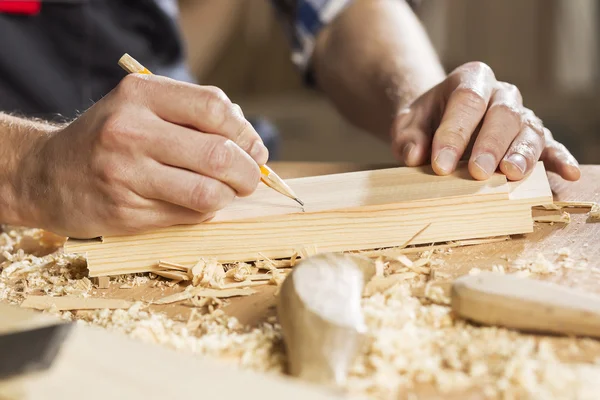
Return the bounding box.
[390,62,581,181]
[20,74,268,238]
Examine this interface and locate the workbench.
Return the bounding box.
[1,162,600,399]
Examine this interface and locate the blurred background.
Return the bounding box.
[177,0,600,164]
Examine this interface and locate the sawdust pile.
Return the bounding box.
[3,227,600,399]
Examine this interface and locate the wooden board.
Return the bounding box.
[64,162,552,277]
[0,303,347,400]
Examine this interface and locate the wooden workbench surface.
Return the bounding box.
[2,163,600,399]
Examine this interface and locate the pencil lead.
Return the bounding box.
[294,197,305,207]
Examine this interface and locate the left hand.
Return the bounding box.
[390,61,581,181]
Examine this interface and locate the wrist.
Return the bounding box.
[0,115,59,228]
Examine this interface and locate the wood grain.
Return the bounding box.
[451,272,600,338]
[0,304,345,400]
[65,162,551,277]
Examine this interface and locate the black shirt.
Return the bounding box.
[0,0,191,122]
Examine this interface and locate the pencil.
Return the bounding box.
[117,53,305,208]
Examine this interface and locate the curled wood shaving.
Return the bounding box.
[190,259,206,286]
[534,211,571,224]
[225,262,256,282]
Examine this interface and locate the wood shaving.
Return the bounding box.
[188,259,206,286]
[157,260,189,272]
[492,265,506,274]
[153,287,256,305]
[363,272,418,297]
[225,262,256,282]
[534,212,571,224]
[3,227,600,399]
[289,252,299,267]
[590,204,600,221]
[154,270,190,281]
[536,201,598,210]
[375,257,386,277]
[269,268,286,288]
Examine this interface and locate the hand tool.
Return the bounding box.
[451,272,600,338]
[277,253,376,388]
[0,303,72,381]
[117,53,304,207]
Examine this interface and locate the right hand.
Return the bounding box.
[21,74,268,238]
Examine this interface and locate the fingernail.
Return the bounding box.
[402,143,415,163]
[505,153,527,174]
[250,141,269,164]
[434,148,457,174]
[473,153,497,176]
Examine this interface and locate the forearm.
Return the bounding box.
[312,0,445,140]
[0,113,56,226]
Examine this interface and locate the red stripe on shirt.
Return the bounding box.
[0,1,41,15]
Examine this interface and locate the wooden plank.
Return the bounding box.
[20,296,133,311]
[0,304,345,400]
[64,163,552,277]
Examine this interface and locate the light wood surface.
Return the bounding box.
[451,272,600,338]
[64,162,551,276]
[0,303,347,400]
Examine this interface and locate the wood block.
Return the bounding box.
[64,163,552,277]
[0,303,343,399]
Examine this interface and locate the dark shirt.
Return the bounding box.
[0,0,191,122]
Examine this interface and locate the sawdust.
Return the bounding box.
[2,227,600,399]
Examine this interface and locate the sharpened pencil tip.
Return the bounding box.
[294,197,305,207]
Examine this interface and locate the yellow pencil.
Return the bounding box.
[117,53,304,207]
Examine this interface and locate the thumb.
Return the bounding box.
[390,91,438,167]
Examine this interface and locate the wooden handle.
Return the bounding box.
[451,272,600,338]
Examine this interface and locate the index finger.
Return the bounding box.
[431,62,496,175]
[119,74,269,165]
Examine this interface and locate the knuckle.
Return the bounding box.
[203,90,229,128]
[189,179,226,211]
[489,102,521,122]
[454,86,487,112]
[115,73,146,98]
[511,141,537,160]
[98,114,144,150]
[206,139,233,176]
[465,61,494,76]
[234,119,253,143]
